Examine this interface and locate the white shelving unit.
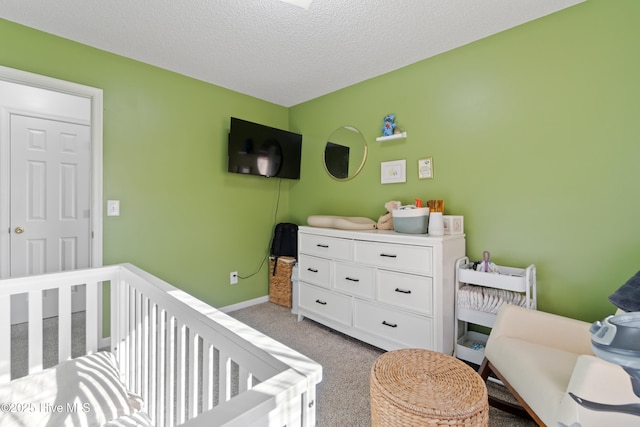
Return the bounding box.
[376,132,407,142]
[454,256,537,365]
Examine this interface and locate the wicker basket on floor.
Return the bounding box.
[370,348,489,426]
[269,256,295,308]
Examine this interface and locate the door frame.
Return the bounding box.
[0,65,103,277]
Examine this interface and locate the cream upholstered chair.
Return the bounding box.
[478,304,640,427]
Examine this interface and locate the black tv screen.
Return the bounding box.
[228,117,302,180]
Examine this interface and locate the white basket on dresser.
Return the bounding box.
[297,226,466,354]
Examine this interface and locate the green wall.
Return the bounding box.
[289,0,640,321]
[0,18,293,307]
[1,0,638,322]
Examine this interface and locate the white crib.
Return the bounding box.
[0,264,322,427]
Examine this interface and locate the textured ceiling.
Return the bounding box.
[0,0,585,107]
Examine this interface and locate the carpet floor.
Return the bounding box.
[229,302,536,427]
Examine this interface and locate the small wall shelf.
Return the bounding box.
[376,132,407,142]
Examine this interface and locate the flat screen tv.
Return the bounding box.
[227,117,302,180]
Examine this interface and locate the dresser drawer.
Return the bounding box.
[354,241,433,275]
[299,234,352,261]
[298,255,331,288]
[299,283,351,326]
[354,299,433,349]
[377,270,433,315]
[334,262,375,299]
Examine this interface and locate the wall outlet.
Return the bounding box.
[230,271,238,285]
[107,200,120,216]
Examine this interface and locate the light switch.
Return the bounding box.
[107,200,120,216]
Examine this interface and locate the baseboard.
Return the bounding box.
[219,295,269,313]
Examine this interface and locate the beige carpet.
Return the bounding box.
[229,302,536,427]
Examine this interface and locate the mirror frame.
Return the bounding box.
[323,125,368,181]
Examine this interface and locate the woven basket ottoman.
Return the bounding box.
[370,349,489,426]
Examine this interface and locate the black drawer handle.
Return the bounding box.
[395,288,411,294]
[307,268,318,273]
[382,321,398,328]
[380,253,397,258]
[315,299,327,305]
[345,277,360,282]
[317,244,329,248]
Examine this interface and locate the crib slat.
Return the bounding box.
[97,281,105,350]
[141,296,150,403]
[86,281,98,354]
[0,295,10,383]
[111,279,124,378]
[114,280,127,384]
[148,302,158,422]
[156,308,166,427]
[202,342,215,410]
[189,333,200,417]
[219,349,231,402]
[166,315,176,427]
[239,365,252,393]
[58,285,72,363]
[28,290,43,373]
[134,289,143,392]
[123,282,133,388]
[176,322,187,425]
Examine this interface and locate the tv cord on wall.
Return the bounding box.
[238,178,282,280]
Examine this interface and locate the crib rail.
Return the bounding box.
[0,264,322,427]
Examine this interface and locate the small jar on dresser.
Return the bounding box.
[297,226,465,354]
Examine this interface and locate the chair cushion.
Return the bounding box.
[0,352,145,427]
[488,304,593,355]
[485,336,581,425]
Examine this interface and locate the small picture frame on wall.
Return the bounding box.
[443,215,464,235]
[381,160,406,184]
[418,157,433,179]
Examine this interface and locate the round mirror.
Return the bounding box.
[324,126,368,181]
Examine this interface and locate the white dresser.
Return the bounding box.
[297,226,465,354]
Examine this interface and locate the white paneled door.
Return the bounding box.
[10,114,91,320]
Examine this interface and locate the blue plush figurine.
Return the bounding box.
[381,114,396,136]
